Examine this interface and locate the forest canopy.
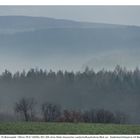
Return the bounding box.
[0,65,140,123]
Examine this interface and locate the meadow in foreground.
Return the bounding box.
[0,122,139,134]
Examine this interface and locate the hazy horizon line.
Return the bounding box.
[0,15,140,27]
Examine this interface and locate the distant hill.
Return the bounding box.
[0,16,140,71]
[0,16,126,34]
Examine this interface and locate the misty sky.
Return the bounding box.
[0,6,140,26]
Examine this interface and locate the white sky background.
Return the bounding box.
[0,6,140,26]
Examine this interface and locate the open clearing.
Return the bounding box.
[0,122,139,134]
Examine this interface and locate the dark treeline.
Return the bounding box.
[14,97,127,124]
[0,65,140,123]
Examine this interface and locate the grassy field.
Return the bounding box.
[0,122,139,134]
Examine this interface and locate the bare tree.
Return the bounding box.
[83,109,96,123]
[14,97,36,121]
[41,102,61,122]
[63,110,73,122]
[96,109,115,123]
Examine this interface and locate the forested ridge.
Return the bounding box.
[0,65,140,123]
